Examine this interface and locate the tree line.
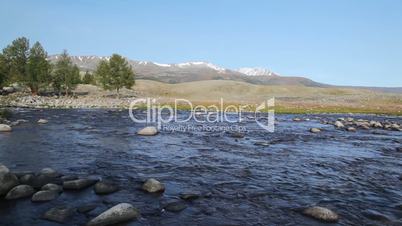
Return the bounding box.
[0,37,135,96]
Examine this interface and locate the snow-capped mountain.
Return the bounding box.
[47,55,326,87]
[237,67,277,76]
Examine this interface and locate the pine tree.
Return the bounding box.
[52,50,80,96]
[82,70,94,84]
[0,54,8,89]
[2,37,30,83]
[95,54,135,95]
[27,42,51,95]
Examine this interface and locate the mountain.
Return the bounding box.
[48,55,328,87]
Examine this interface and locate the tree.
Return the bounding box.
[2,37,29,83]
[52,50,80,96]
[26,42,51,95]
[82,70,94,84]
[95,54,135,95]
[0,54,8,89]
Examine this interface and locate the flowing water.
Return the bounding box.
[0,109,401,226]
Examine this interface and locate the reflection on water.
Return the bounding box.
[0,109,401,225]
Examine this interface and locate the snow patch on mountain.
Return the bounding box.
[237,67,276,76]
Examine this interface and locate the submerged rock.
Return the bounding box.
[5,185,35,200]
[31,190,59,202]
[363,209,390,222]
[78,204,97,213]
[142,178,165,193]
[309,128,321,133]
[87,203,139,226]
[302,206,339,222]
[0,124,12,132]
[137,126,158,136]
[42,206,74,223]
[37,119,48,124]
[94,181,118,195]
[164,200,187,212]
[0,164,19,195]
[180,192,201,200]
[347,127,357,132]
[63,179,98,190]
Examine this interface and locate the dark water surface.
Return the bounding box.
[0,109,401,226]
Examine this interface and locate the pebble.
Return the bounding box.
[63,178,98,190]
[137,126,158,136]
[0,124,12,132]
[310,128,321,133]
[31,190,59,202]
[142,178,165,193]
[302,206,339,222]
[42,206,74,223]
[94,181,119,195]
[5,185,35,200]
[37,119,48,124]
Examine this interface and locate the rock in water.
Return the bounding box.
[180,192,201,200]
[142,178,165,193]
[32,190,59,202]
[0,164,19,195]
[137,126,158,136]
[164,201,187,212]
[347,127,357,132]
[40,168,59,178]
[42,206,74,223]
[309,128,321,133]
[303,206,339,222]
[37,119,48,124]
[334,121,345,128]
[41,183,63,192]
[87,203,139,226]
[5,185,35,200]
[94,181,118,195]
[63,179,98,190]
[0,124,12,132]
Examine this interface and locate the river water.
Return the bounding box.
[0,109,401,226]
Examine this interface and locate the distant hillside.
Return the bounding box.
[47,55,327,87]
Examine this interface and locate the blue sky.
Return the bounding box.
[1,0,401,87]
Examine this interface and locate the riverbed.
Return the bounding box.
[0,109,401,225]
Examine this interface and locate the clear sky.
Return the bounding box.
[1,0,401,87]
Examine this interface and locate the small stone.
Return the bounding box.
[42,206,74,223]
[63,179,98,190]
[293,118,302,122]
[5,185,35,200]
[41,183,63,192]
[0,124,12,132]
[164,201,187,212]
[254,141,270,146]
[302,206,339,223]
[40,168,59,178]
[230,132,245,138]
[94,181,118,195]
[347,127,356,132]
[37,119,48,124]
[142,178,165,193]
[87,203,139,226]
[137,126,158,136]
[32,190,59,202]
[334,121,345,128]
[309,128,321,133]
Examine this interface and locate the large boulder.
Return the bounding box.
[94,181,118,195]
[42,206,74,224]
[302,206,339,222]
[87,203,139,226]
[137,126,158,136]
[63,178,98,190]
[0,124,12,132]
[41,183,63,192]
[0,164,19,196]
[32,190,59,202]
[5,185,35,200]
[142,178,165,193]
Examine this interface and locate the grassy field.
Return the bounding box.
[75,79,402,115]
